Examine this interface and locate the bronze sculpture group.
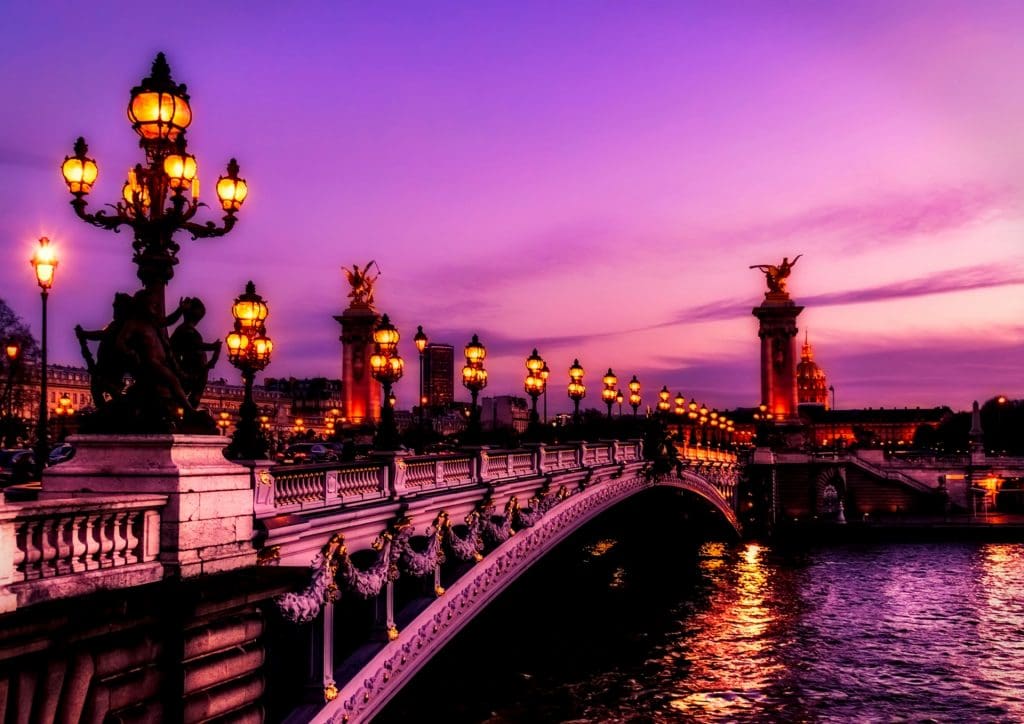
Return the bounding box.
[76,290,220,432]
[750,254,801,295]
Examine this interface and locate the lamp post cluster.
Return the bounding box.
[628,376,641,416]
[370,315,404,450]
[462,335,487,443]
[414,325,428,430]
[225,282,274,459]
[54,393,74,441]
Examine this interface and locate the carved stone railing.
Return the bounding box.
[259,441,643,520]
[0,495,165,613]
[257,463,390,515]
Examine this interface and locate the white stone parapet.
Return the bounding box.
[0,494,165,613]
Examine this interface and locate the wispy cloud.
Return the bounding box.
[727,184,1017,253]
[671,261,1024,324]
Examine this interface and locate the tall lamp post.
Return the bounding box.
[31,237,57,480]
[3,341,20,439]
[615,390,624,417]
[674,392,686,441]
[568,359,585,424]
[525,349,545,430]
[462,335,487,443]
[370,315,404,450]
[414,326,428,430]
[60,53,247,430]
[539,361,550,424]
[601,369,618,419]
[225,281,273,459]
[628,375,641,416]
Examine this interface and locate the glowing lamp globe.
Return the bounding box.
[127,53,192,142]
[216,159,248,212]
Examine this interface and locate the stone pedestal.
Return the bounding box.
[42,435,256,577]
[752,293,804,423]
[335,306,381,424]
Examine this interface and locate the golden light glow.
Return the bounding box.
[373,315,400,350]
[602,368,617,388]
[216,173,248,212]
[465,334,486,365]
[659,386,670,403]
[568,380,586,400]
[163,151,198,190]
[414,325,428,354]
[569,359,584,382]
[232,298,268,329]
[5,342,19,360]
[628,375,640,394]
[225,331,249,362]
[526,348,544,374]
[128,90,192,141]
[31,237,58,290]
[61,150,98,195]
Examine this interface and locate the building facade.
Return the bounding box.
[796,333,830,408]
[423,344,454,407]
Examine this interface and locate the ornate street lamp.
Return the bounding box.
[674,392,686,440]
[657,386,670,415]
[567,359,585,424]
[61,53,247,430]
[539,361,550,424]
[370,314,404,450]
[414,325,428,430]
[462,334,487,443]
[601,368,618,419]
[54,392,74,441]
[3,340,20,419]
[525,349,545,428]
[688,398,698,445]
[615,390,624,417]
[225,282,273,459]
[31,237,57,480]
[628,375,641,416]
[217,411,231,435]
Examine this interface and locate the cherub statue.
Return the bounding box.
[76,292,133,408]
[170,297,221,409]
[344,261,380,308]
[750,254,802,294]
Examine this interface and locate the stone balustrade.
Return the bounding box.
[258,440,650,519]
[0,495,165,612]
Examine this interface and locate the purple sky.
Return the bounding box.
[1,1,1022,413]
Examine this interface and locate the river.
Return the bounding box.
[376,489,1024,722]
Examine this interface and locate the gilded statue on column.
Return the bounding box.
[750,254,801,295]
[344,261,380,309]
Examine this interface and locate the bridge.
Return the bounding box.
[259,440,740,722]
[0,436,740,723]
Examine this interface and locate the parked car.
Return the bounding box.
[0,449,35,486]
[48,443,75,465]
[280,443,338,465]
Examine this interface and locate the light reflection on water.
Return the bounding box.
[378,507,1024,723]
[628,542,1024,722]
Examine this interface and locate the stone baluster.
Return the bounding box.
[98,513,116,568]
[84,514,102,571]
[38,518,59,578]
[0,509,16,613]
[20,520,42,580]
[70,515,88,573]
[124,510,141,565]
[112,511,130,566]
[54,516,74,575]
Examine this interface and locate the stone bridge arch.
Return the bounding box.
[279,463,740,723]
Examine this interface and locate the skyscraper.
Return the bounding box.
[423,343,454,407]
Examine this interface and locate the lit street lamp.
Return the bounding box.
[414,325,428,430]
[601,368,618,419]
[674,392,686,440]
[462,334,487,443]
[54,392,74,441]
[525,349,545,429]
[31,237,57,479]
[628,375,641,416]
[615,390,624,417]
[370,314,404,450]
[540,361,550,424]
[567,359,585,424]
[225,281,273,459]
[657,386,670,416]
[61,53,247,430]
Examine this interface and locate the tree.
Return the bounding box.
[0,299,39,448]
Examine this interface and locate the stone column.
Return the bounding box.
[752,293,804,423]
[335,306,381,425]
[41,435,256,577]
